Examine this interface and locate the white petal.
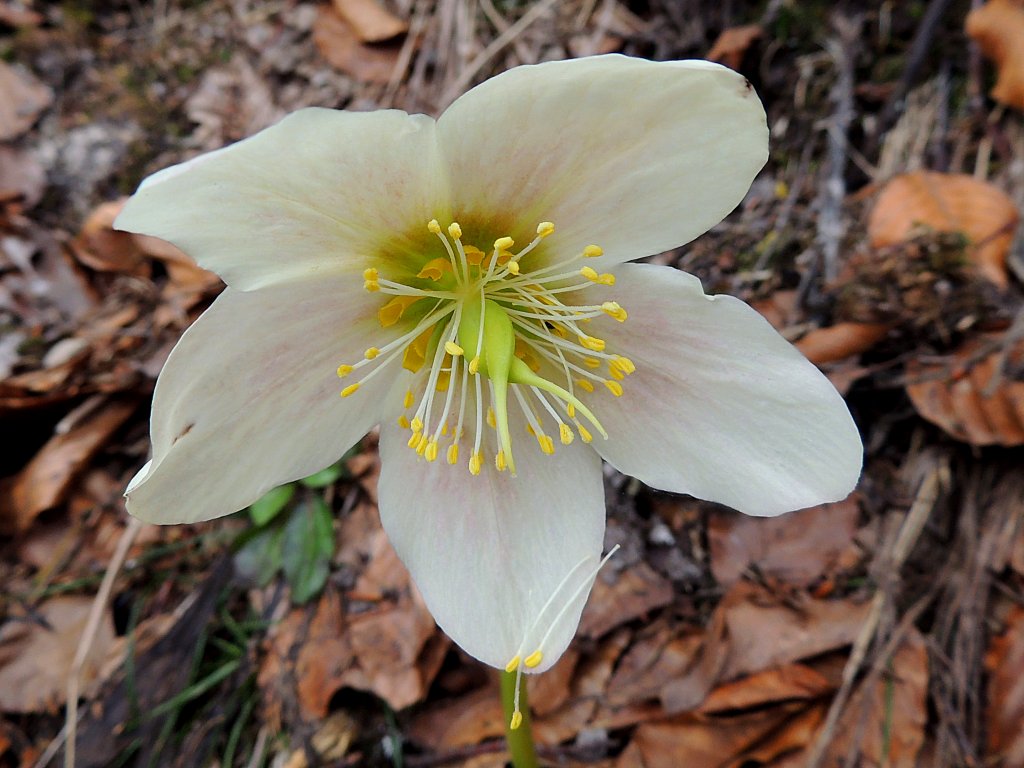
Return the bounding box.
[116,108,443,291]
[127,278,398,524]
[376,409,605,672]
[437,55,767,267]
[590,263,862,516]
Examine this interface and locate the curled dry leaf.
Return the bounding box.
[906,334,1024,446]
[868,171,1019,289]
[796,322,891,365]
[706,24,762,70]
[966,0,1024,111]
[332,0,407,43]
[313,5,402,85]
[70,199,149,275]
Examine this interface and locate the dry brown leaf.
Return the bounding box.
[822,629,929,767]
[407,682,504,749]
[0,59,51,140]
[1,399,136,533]
[796,322,890,365]
[906,334,1024,446]
[606,623,704,708]
[985,606,1024,765]
[698,663,833,714]
[0,3,43,26]
[0,146,45,208]
[751,289,798,331]
[0,597,117,713]
[707,497,860,588]
[578,562,673,639]
[70,200,148,275]
[706,25,762,70]
[332,0,407,42]
[313,5,402,85]
[868,171,1019,289]
[966,0,1024,111]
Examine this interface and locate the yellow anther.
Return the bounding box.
[447,443,459,465]
[507,261,520,275]
[567,404,576,419]
[612,355,636,375]
[559,423,574,445]
[468,356,480,375]
[464,245,485,265]
[510,711,523,731]
[552,325,569,339]
[378,295,418,327]
[496,450,508,472]
[403,327,433,373]
[609,366,624,382]
[580,266,599,281]
[407,431,420,448]
[576,378,595,393]
[337,364,354,378]
[494,236,514,251]
[363,280,380,292]
[469,451,483,476]
[436,371,450,392]
[538,434,555,455]
[397,414,410,429]
[578,425,593,443]
[410,417,424,432]
[425,440,439,462]
[524,650,543,668]
[579,335,606,352]
[605,380,624,397]
[447,222,462,239]
[441,423,449,436]
[427,219,441,234]
[601,301,627,322]
[445,341,464,356]
[537,221,555,237]
[364,347,380,360]
[363,267,379,281]
[404,390,415,409]
[598,273,616,286]
[583,357,601,369]
[340,383,360,398]
[487,407,497,429]
[417,257,452,281]
[583,244,603,258]
[416,434,429,456]
[505,655,522,673]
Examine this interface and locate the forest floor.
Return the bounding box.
[2,0,1024,766]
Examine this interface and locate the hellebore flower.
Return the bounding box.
[116,55,862,719]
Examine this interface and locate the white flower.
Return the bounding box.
[116,55,861,713]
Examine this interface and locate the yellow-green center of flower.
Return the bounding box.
[335,219,636,476]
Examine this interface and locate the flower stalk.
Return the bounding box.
[501,669,539,768]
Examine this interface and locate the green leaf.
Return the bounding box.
[233,526,284,587]
[248,484,295,527]
[282,497,334,604]
[299,464,344,489]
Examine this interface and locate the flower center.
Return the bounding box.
[336,219,636,475]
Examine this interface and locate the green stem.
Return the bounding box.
[500,670,539,768]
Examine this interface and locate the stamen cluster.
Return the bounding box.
[336,219,636,476]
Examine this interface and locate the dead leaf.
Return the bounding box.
[578,562,673,639]
[313,5,402,85]
[332,0,407,42]
[868,171,1019,289]
[185,57,284,149]
[70,200,148,275]
[822,628,929,767]
[0,59,51,141]
[985,606,1024,765]
[1,399,136,533]
[906,333,1024,446]
[698,663,833,714]
[966,0,1024,111]
[0,597,117,713]
[0,2,43,26]
[707,497,861,587]
[796,322,891,365]
[408,682,504,749]
[706,25,762,70]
